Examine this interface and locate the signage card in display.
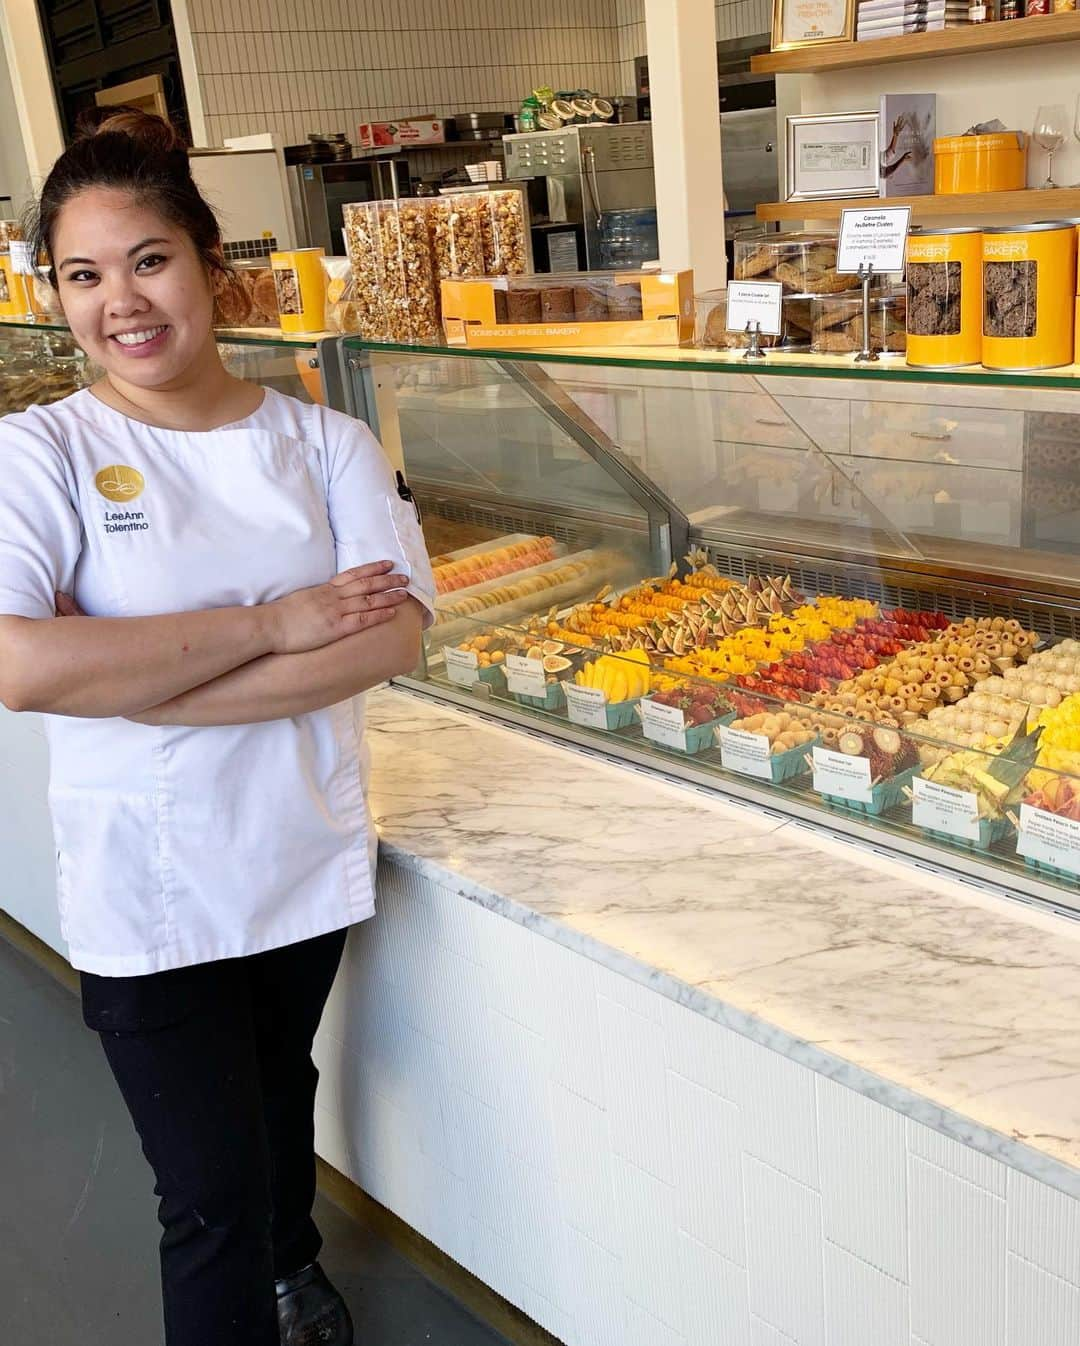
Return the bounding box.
[504,654,546,698]
[717,726,773,780]
[1017,804,1080,878]
[640,699,689,751]
[9,241,34,275]
[443,645,479,688]
[837,206,912,274]
[725,281,784,338]
[911,775,981,843]
[812,746,873,803]
[564,682,609,730]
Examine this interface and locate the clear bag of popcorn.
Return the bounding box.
[430,194,486,280]
[479,190,528,276]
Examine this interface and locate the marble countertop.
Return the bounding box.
[366,686,1080,1198]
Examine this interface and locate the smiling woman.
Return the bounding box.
[0,106,436,1346]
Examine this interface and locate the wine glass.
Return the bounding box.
[1032,104,1067,189]
[1071,91,1080,188]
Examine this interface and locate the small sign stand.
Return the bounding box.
[743,321,766,361]
[855,262,877,364]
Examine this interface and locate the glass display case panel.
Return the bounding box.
[0,323,88,414]
[344,340,1080,915]
[356,348,669,603]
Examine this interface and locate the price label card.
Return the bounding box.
[443,645,479,688]
[564,682,609,730]
[640,698,689,751]
[504,654,546,698]
[837,206,912,275]
[812,746,873,804]
[717,725,773,780]
[1017,804,1080,878]
[9,241,34,276]
[725,280,784,338]
[912,775,982,842]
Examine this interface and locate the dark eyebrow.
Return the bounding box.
[58,238,171,270]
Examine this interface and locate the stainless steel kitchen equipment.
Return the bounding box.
[503,123,655,271]
[287,158,410,255]
[720,107,779,216]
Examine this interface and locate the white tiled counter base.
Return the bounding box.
[313,861,1080,1346]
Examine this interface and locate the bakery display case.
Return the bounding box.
[345,337,1080,918]
[0,319,331,407]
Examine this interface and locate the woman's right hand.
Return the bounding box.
[266,561,410,655]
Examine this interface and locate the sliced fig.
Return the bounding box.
[872,726,902,757]
[838,729,866,757]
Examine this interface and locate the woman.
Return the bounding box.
[0,107,435,1346]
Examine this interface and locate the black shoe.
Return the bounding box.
[276,1262,354,1346]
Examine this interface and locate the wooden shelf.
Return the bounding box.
[757,187,1080,223]
[751,10,1080,73]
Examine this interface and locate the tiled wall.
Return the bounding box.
[186,0,773,148]
[614,0,773,93]
[187,0,630,148]
[314,859,1080,1346]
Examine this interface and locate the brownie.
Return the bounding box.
[493,289,508,323]
[540,285,575,320]
[505,286,541,323]
[573,283,610,322]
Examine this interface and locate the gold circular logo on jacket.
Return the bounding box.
[95,465,145,502]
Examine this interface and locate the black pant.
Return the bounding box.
[80,927,349,1346]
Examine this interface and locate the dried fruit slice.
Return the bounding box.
[543,654,572,673]
[837,729,866,757]
[542,640,565,656]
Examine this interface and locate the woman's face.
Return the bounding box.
[51,187,217,389]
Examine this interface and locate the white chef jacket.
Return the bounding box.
[0,386,436,976]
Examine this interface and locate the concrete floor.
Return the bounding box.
[0,933,511,1346]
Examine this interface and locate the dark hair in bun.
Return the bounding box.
[29,106,225,284]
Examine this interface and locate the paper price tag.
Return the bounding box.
[640,698,689,751]
[504,654,546,698]
[912,776,982,843]
[717,726,773,780]
[1017,804,1080,878]
[812,746,873,803]
[443,645,479,688]
[837,206,912,275]
[564,682,609,730]
[725,280,784,338]
[9,241,34,276]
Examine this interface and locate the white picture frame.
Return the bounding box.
[786,111,881,203]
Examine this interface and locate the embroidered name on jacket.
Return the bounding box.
[103,509,149,534]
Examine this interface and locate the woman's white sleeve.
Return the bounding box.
[0,421,82,619]
[325,420,437,630]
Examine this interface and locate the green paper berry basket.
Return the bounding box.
[508,679,566,713]
[921,812,1013,854]
[769,735,821,785]
[820,764,919,817]
[1023,856,1080,887]
[657,709,737,756]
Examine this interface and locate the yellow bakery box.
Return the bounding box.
[441,270,695,348]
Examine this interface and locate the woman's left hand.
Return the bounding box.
[55,591,84,617]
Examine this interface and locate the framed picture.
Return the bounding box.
[786,111,880,203]
[772,0,855,50]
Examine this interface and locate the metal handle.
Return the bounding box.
[910,431,953,442]
[755,418,789,428]
[583,145,603,229]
